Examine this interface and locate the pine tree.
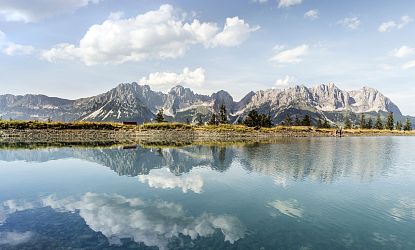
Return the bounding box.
[323,119,330,128]
[386,112,394,130]
[366,118,373,129]
[208,113,219,125]
[404,118,412,131]
[185,118,190,125]
[302,115,311,126]
[344,116,352,129]
[219,103,228,124]
[155,109,165,123]
[243,110,259,127]
[396,121,402,131]
[374,114,383,130]
[294,116,301,126]
[284,114,292,126]
[359,113,366,129]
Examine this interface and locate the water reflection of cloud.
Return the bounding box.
[389,197,415,222]
[42,193,245,249]
[0,231,34,246]
[138,168,204,193]
[0,200,35,224]
[268,199,304,218]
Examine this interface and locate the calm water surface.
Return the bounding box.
[0,137,415,249]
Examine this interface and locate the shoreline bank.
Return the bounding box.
[1,126,414,145]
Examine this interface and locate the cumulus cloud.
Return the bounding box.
[338,17,361,30]
[139,67,205,88]
[42,193,245,249]
[379,15,412,32]
[41,5,259,65]
[268,199,304,218]
[402,60,415,70]
[2,43,34,55]
[275,75,296,88]
[393,46,415,58]
[270,44,309,65]
[304,9,319,20]
[138,168,204,193]
[0,30,35,56]
[278,0,303,8]
[0,231,34,246]
[0,0,100,23]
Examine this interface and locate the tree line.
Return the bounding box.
[153,105,412,131]
[343,112,412,131]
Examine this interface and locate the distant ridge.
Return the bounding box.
[0,82,412,125]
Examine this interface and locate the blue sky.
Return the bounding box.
[1,0,415,115]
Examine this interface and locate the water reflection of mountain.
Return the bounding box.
[0,138,397,182]
[238,138,396,183]
[0,145,235,176]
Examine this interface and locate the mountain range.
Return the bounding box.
[0,82,412,125]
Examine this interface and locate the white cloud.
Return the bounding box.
[393,46,415,58]
[378,15,412,32]
[43,193,245,249]
[139,67,205,88]
[210,17,260,47]
[378,21,396,32]
[138,167,204,193]
[275,75,296,88]
[338,17,361,30]
[402,60,415,70]
[0,30,35,56]
[304,9,319,20]
[269,199,304,218]
[41,5,258,65]
[0,0,100,23]
[278,0,303,8]
[270,44,309,65]
[2,43,34,55]
[253,0,268,3]
[397,15,412,29]
[0,231,34,246]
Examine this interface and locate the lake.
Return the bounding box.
[0,137,415,249]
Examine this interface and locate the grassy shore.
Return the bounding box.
[1,120,414,136]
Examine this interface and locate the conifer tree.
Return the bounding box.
[219,103,228,124]
[294,116,301,126]
[359,113,366,129]
[374,114,383,130]
[386,112,394,130]
[344,116,352,129]
[404,118,412,131]
[323,119,330,128]
[317,117,323,128]
[284,114,292,126]
[155,109,165,123]
[302,115,311,126]
[366,117,373,129]
[396,121,402,131]
[208,113,219,125]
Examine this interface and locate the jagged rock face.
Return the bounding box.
[75,83,154,122]
[0,82,406,124]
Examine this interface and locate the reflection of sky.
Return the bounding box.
[0,137,415,249]
[1,193,246,249]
